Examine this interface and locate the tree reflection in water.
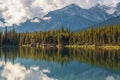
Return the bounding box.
[0,47,120,70]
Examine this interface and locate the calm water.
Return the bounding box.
[0,47,120,80]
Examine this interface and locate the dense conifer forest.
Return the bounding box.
[0,25,120,46]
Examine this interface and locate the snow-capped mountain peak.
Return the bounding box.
[52,4,83,14]
[1,3,120,32]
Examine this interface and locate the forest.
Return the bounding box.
[0,25,120,46]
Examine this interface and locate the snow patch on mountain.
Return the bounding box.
[43,17,52,21]
[106,8,116,14]
[0,21,4,27]
[31,18,40,23]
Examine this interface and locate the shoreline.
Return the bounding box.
[0,44,120,50]
[65,45,120,50]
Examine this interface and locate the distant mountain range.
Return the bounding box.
[1,3,120,32]
[94,15,120,27]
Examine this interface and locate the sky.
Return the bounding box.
[0,0,120,26]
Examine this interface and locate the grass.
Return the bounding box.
[19,44,120,50]
[65,45,120,50]
[98,45,120,50]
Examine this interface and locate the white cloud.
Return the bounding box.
[0,60,120,80]
[0,0,32,26]
[0,61,55,80]
[0,0,119,26]
[0,0,6,3]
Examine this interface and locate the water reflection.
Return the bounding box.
[0,47,120,80]
[0,47,120,70]
[0,61,55,80]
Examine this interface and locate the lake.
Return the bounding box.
[0,47,120,80]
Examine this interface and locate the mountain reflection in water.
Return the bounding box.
[0,47,120,80]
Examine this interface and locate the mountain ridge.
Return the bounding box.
[93,15,120,27]
[0,3,120,32]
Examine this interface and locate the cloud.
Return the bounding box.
[0,60,120,80]
[0,0,32,26]
[0,61,55,80]
[0,0,65,26]
[0,0,119,26]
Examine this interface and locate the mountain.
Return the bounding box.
[15,4,98,32]
[1,3,120,32]
[94,15,120,27]
[0,18,4,22]
[88,4,114,21]
[15,4,114,32]
[112,3,120,16]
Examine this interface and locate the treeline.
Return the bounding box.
[0,27,19,46]
[0,25,120,46]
